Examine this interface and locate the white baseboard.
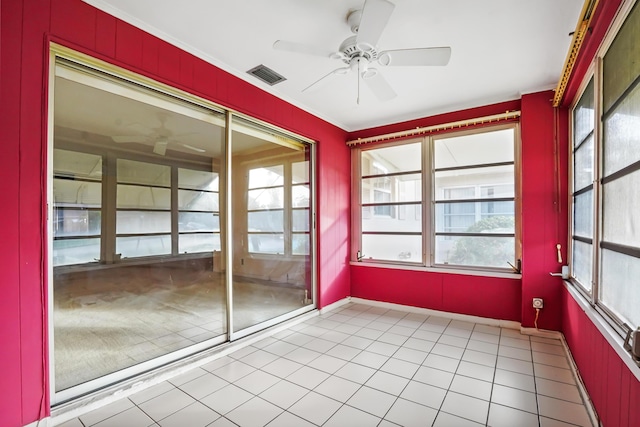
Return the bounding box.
[319,296,352,314]
[349,297,522,330]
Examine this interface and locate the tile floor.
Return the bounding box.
[56,302,594,427]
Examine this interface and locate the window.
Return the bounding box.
[570,1,640,331]
[354,125,518,271]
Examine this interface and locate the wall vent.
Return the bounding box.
[247,64,287,86]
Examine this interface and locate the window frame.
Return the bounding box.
[352,123,521,275]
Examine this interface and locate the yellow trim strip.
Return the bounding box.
[346,110,520,146]
[553,0,600,107]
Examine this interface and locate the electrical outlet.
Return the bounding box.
[533,298,544,309]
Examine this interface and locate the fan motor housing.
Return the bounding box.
[339,35,378,64]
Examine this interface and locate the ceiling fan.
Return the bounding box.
[273,0,451,104]
[111,113,205,156]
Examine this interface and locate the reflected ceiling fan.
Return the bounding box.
[273,0,451,104]
[111,113,205,156]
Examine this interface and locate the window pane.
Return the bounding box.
[435,235,515,268]
[249,165,283,188]
[178,233,220,253]
[53,238,100,266]
[293,209,310,232]
[600,249,640,327]
[53,210,101,237]
[434,129,514,169]
[248,188,283,209]
[362,205,422,232]
[117,159,170,187]
[573,78,595,144]
[480,201,514,218]
[292,161,309,184]
[117,185,171,209]
[248,210,284,232]
[602,169,640,245]
[116,211,171,234]
[573,190,593,239]
[362,173,421,204]
[572,239,592,292]
[53,179,102,208]
[602,2,640,112]
[248,233,284,254]
[435,165,514,200]
[292,234,309,255]
[361,142,421,176]
[574,135,594,190]
[178,168,219,191]
[178,189,219,211]
[436,203,514,233]
[362,234,422,262]
[603,82,640,176]
[116,235,171,257]
[179,212,219,232]
[292,184,310,207]
[54,149,102,180]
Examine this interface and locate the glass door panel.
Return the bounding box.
[230,117,314,334]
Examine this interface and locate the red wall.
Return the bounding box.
[0,0,350,425]
[559,0,640,425]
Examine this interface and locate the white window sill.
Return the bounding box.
[349,261,521,280]
[563,280,640,382]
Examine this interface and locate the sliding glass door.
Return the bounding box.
[49,48,316,403]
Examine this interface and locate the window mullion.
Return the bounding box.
[592,56,603,304]
[424,136,432,267]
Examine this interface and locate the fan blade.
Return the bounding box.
[112,135,148,143]
[356,0,395,50]
[378,47,451,67]
[153,141,168,156]
[181,143,206,153]
[302,67,350,93]
[363,69,397,101]
[273,40,333,58]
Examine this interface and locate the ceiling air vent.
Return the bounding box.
[247,64,286,86]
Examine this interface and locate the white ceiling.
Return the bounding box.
[83,0,583,132]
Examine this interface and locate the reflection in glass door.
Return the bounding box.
[230,117,315,335]
[51,60,227,398]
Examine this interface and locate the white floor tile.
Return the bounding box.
[392,347,428,365]
[225,397,283,427]
[228,345,258,360]
[265,411,316,427]
[207,417,239,427]
[314,375,361,402]
[532,351,570,369]
[431,343,465,359]
[282,347,321,365]
[334,362,376,384]
[280,332,314,347]
[466,339,499,355]
[366,341,399,356]
[443,326,473,339]
[399,380,447,409]
[473,324,501,336]
[240,349,280,369]
[433,411,483,426]
[501,329,529,341]
[438,334,469,348]
[462,349,498,367]
[263,340,298,357]
[138,387,196,422]
[325,343,362,361]
[423,353,460,373]
[500,336,532,350]
[532,341,566,355]
[380,357,420,379]
[539,415,588,427]
[413,365,455,389]
[449,375,493,401]
[259,380,308,410]
[323,404,381,427]
[378,332,409,346]
[93,407,155,427]
[212,361,256,383]
[402,337,436,353]
[490,384,538,414]
[301,337,336,353]
[288,391,342,425]
[178,372,228,400]
[261,358,303,378]
[384,398,438,426]
[365,370,409,395]
[537,395,592,426]
[456,360,495,382]
[470,331,500,345]
[535,377,583,403]
[156,401,220,427]
[496,356,534,376]
[286,365,330,389]
[387,325,416,337]
[235,370,280,395]
[533,363,576,385]
[412,329,442,342]
[341,335,374,350]
[319,330,350,343]
[129,382,175,405]
[79,398,135,426]
[200,384,253,415]
[351,350,389,369]
[307,354,347,374]
[493,368,535,393]
[353,327,384,340]
[57,418,84,427]
[346,386,397,418]
[440,391,490,424]
[168,367,208,387]
[487,403,539,427]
